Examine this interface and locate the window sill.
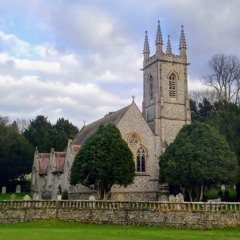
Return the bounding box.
[135,172,150,176]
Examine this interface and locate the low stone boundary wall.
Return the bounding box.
[0,200,240,228]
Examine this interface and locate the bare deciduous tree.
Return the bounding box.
[203,54,240,104]
[189,89,218,104]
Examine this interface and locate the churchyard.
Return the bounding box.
[0,220,240,240]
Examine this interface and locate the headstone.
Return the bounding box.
[160,194,168,202]
[16,184,21,193]
[23,195,31,200]
[117,194,125,202]
[10,194,16,200]
[169,194,176,203]
[233,185,236,190]
[89,195,96,201]
[1,186,6,194]
[176,193,184,203]
[221,184,226,191]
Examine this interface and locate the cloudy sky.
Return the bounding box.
[0,0,239,127]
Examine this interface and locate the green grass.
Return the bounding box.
[208,188,237,201]
[0,220,240,240]
[0,193,28,200]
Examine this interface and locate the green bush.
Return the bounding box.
[61,190,68,200]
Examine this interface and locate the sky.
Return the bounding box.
[0,0,240,128]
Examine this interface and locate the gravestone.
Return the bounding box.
[23,195,31,200]
[1,186,6,194]
[176,193,184,203]
[10,194,16,200]
[160,194,168,202]
[117,194,125,202]
[89,195,96,201]
[169,194,176,203]
[16,184,21,193]
[221,184,226,191]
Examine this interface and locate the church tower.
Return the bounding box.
[142,21,191,149]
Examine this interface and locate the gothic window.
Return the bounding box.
[169,73,176,98]
[149,76,154,100]
[136,146,147,172]
[129,133,139,146]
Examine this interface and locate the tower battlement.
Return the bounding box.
[142,21,191,146]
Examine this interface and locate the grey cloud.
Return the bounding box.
[1,0,240,125]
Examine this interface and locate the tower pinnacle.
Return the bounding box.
[166,35,172,55]
[156,20,163,55]
[179,25,187,56]
[143,31,150,61]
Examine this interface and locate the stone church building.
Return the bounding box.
[31,21,191,201]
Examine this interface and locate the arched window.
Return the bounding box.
[136,146,147,172]
[149,76,154,100]
[169,73,176,98]
[129,133,139,146]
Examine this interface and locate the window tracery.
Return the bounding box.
[136,146,146,172]
[169,73,176,98]
[129,134,139,146]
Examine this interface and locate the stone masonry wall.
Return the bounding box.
[0,201,240,229]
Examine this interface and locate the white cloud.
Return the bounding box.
[1,0,240,126]
[0,31,31,57]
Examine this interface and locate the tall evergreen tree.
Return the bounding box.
[0,116,33,186]
[70,124,135,200]
[159,122,238,202]
[23,115,52,152]
[51,118,79,151]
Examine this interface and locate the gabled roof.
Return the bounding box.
[52,152,66,173]
[73,104,131,146]
[38,153,50,175]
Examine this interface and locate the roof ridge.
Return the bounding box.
[72,103,132,145]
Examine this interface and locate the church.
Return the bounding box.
[31,21,191,201]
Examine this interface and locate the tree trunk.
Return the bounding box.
[188,187,193,202]
[199,184,204,202]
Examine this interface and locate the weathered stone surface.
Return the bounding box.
[31,22,191,202]
[0,201,240,228]
[16,184,21,193]
[1,186,6,194]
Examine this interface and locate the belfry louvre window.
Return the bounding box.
[136,146,146,172]
[150,76,153,100]
[169,73,176,98]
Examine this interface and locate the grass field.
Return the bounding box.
[0,220,240,240]
[0,193,28,200]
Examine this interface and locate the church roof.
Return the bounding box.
[73,104,131,146]
[52,152,66,173]
[38,153,50,175]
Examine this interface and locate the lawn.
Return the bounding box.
[0,220,240,240]
[0,193,28,200]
